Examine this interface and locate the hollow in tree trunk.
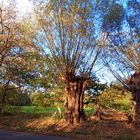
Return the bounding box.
[64,79,86,124]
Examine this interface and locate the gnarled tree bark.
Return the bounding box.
[64,78,87,124]
[133,90,140,128]
[127,72,140,128]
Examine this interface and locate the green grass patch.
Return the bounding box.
[19,105,94,117]
[20,106,61,114]
[1,104,94,118]
[84,107,94,115]
[113,93,132,113]
[19,106,64,117]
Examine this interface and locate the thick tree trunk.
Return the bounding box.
[133,90,140,128]
[127,72,140,127]
[135,104,140,127]
[65,80,86,124]
[0,81,10,113]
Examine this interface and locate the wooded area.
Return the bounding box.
[0,0,140,139]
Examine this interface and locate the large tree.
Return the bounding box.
[34,0,102,124]
[101,0,140,127]
[0,1,42,112]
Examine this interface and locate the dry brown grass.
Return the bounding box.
[0,112,139,140]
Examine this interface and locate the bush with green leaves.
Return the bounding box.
[30,92,49,107]
[0,84,30,106]
[7,92,30,106]
[95,84,133,113]
[1,105,21,115]
[29,88,64,107]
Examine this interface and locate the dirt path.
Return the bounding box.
[0,130,74,140]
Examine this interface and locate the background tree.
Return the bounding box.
[86,77,107,96]
[0,1,42,113]
[0,84,30,106]
[101,0,140,127]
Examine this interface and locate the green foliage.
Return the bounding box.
[95,85,133,113]
[48,87,64,106]
[102,2,125,32]
[7,92,30,106]
[0,85,30,106]
[30,92,48,107]
[86,78,107,95]
[84,78,107,107]
[29,88,64,107]
[1,105,21,115]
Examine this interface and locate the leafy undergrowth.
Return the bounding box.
[0,112,140,140]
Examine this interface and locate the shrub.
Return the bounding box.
[1,105,21,115]
[29,89,64,107]
[7,92,31,106]
[30,92,46,107]
[95,85,133,113]
[0,84,31,106]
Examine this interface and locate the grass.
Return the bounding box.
[2,102,128,118]
[1,93,132,118]
[20,106,63,114]
[113,93,132,114]
[19,105,94,116]
[20,105,93,114]
[0,109,137,140]
[0,105,139,140]
[84,107,94,115]
[0,92,136,140]
[18,106,64,118]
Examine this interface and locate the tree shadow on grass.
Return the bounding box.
[44,118,138,140]
[0,113,140,140]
